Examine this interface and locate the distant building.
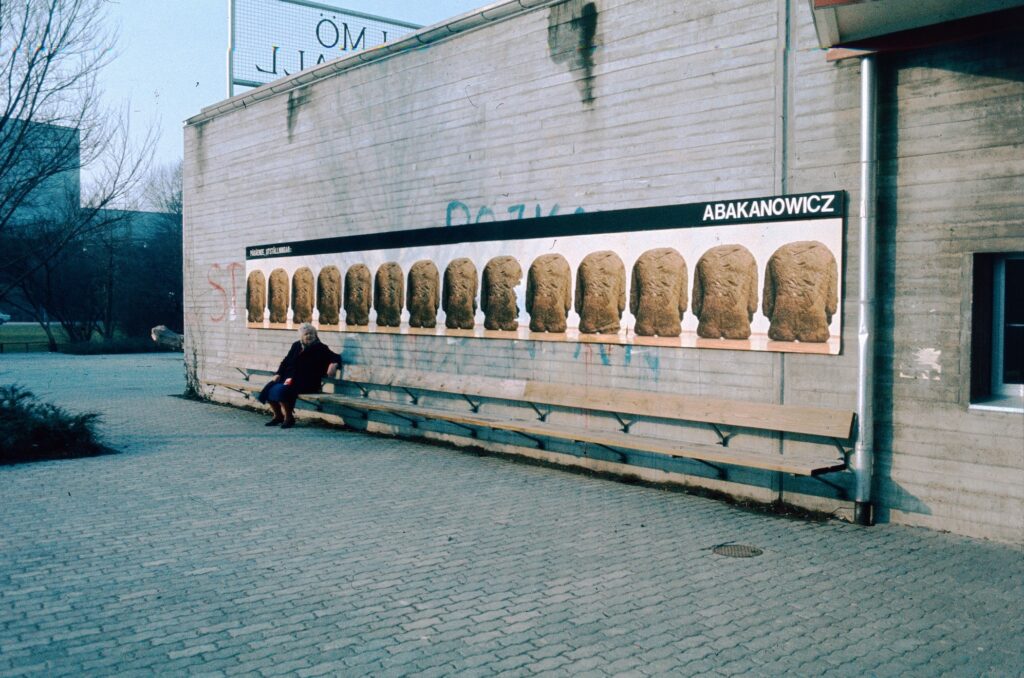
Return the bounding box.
[2,120,81,229]
[0,120,178,324]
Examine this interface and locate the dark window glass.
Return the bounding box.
[1003,259,1023,385]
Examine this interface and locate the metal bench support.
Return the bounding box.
[810,474,849,499]
[526,401,550,422]
[461,394,482,413]
[709,424,736,447]
[691,457,727,479]
[612,412,636,434]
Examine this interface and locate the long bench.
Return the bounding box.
[205,365,853,478]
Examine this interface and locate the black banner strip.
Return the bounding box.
[247,191,845,260]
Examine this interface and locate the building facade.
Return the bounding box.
[184,0,1023,543]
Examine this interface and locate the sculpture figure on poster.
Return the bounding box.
[407,260,440,328]
[692,245,758,340]
[630,247,687,337]
[481,256,522,331]
[526,254,572,333]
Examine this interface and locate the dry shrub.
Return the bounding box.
[0,385,105,464]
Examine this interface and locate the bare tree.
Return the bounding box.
[144,161,183,216]
[4,186,133,348]
[0,0,156,302]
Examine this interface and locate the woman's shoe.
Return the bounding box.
[280,418,295,429]
[265,417,283,426]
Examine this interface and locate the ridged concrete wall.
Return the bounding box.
[184,0,1024,543]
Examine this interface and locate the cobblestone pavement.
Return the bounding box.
[1,353,1022,677]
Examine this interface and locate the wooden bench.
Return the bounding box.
[205,365,853,478]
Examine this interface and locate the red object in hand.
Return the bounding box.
[284,378,293,386]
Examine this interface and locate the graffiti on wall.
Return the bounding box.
[445,200,585,227]
[207,262,244,322]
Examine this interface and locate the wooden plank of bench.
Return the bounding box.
[524,382,854,439]
[341,366,527,401]
[309,393,845,476]
[204,379,259,395]
[212,364,849,473]
[336,366,853,440]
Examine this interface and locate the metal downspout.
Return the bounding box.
[854,55,877,526]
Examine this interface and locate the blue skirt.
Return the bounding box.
[258,382,298,406]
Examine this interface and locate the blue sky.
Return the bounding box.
[99,1,486,174]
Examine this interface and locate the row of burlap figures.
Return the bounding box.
[247,241,838,342]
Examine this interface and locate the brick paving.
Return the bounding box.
[1,353,1022,677]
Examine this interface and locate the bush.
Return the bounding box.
[0,385,105,463]
[60,337,177,355]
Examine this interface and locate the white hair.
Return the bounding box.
[297,323,317,338]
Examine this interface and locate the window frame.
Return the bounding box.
[991,253,1023,398]
[970,252,1024,412]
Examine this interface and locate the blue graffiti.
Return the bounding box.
[643,352,660,375]
[340,339,360,366]
[446,200,585,227]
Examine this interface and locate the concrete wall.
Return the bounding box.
[871,33,1024,541]
[184,0,1024,542]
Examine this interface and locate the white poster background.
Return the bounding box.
[246,216,844,354]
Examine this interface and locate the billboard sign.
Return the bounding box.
[228,0,420,94]
[243,193,847,356]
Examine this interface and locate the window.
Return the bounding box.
[972,253,1024,410]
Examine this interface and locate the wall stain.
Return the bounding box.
[644,352,659,375]
[287,87,313,141]
[340,341,360,367]
[192,120,208,187]
[547,0,598,106]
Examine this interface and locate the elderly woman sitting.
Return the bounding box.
[258,323,340,429]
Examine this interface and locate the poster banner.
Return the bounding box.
[229,0,419,91]
[244,192,845,355]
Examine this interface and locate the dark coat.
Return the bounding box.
[275,340,340,393]
[259,340,340,407]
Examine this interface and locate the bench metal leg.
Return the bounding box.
[212,384,254,400]
[832,438,852,461]
[709,424,736,447]
[809,474,849,499]
[526,401,551,422]
[320,402,369,421]
[510,429,545,450]
[401,387,420,405]
[594,443,628,464]
[386,411,420,428]
[691,458,727,479]
[445,421,479,438]
[612,413,637,434]
[461,394,482,413]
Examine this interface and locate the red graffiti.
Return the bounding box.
[227,262,243,315]
[207,262,244,322]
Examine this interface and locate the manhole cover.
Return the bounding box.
[712,544,763,558]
